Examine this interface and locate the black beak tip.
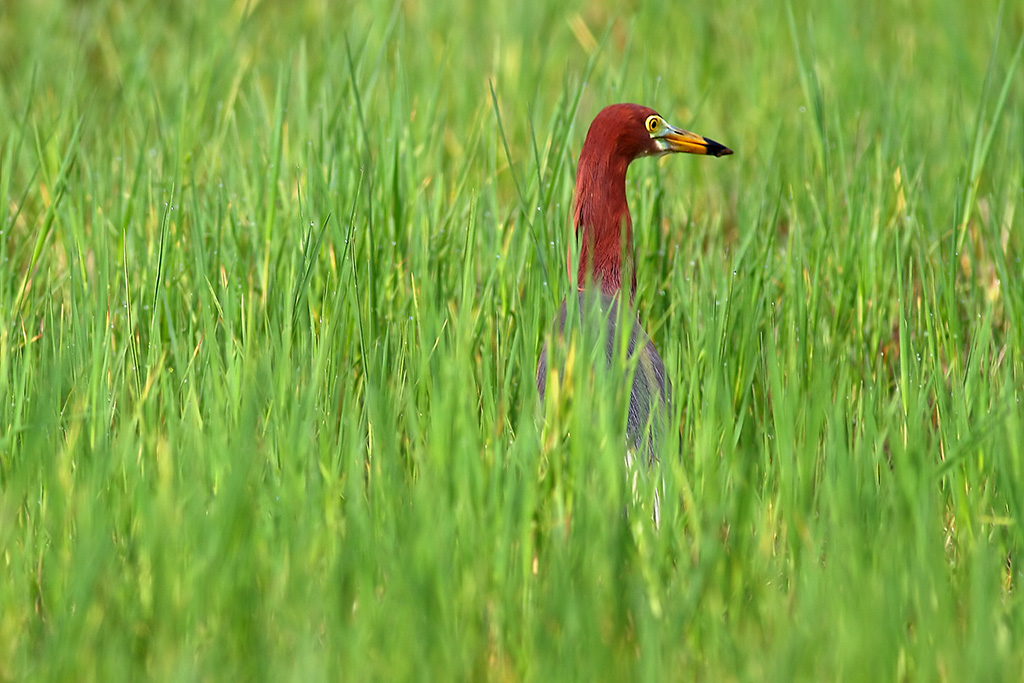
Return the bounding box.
[706,138,733,157]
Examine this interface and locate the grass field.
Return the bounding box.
[2,0,1024,679]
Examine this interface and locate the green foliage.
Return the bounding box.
[2,0,1023,679]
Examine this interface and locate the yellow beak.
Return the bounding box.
[662,126,733,157]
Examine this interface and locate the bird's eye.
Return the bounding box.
[645,116,661,134]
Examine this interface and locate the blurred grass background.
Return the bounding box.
[1,0,1023,679]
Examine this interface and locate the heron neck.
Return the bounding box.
[570,153,637,300]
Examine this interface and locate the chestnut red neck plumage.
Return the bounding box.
[571,104,658,300]
[569,103,732,301]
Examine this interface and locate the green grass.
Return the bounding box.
[2,0,1023,679]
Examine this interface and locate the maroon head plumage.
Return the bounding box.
[569,103,732,299]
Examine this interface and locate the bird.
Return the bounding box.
[536,103,732,461]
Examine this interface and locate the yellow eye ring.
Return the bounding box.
[645,115,661,134]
